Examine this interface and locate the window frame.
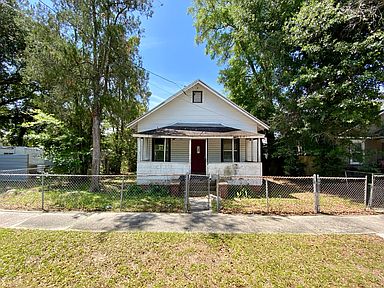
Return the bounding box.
[152,138,171,162]
[349,140,364,165]
[192,91,203,103]
[221,138,240,162]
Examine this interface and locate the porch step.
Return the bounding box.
[189,191,212,197]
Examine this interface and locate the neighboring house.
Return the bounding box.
[128,80,269,183]
[348,111,384,171]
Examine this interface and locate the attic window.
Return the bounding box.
[192,91,203,103]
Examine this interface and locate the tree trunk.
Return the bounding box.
[90,107,101,191]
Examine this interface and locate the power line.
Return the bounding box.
[38,0,56,14]
[1,0,207,109]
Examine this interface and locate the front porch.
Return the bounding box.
[135,135,264,184]
[136,161,263,178]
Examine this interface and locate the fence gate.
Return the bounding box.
[371,174,384,209]
[184,174,214,212]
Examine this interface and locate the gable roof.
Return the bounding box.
[128,79,269,130]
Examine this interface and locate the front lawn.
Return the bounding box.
[219,192,370,215]
[0,229,383,287]
[0,185,184,213]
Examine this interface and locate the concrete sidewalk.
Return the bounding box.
[1,210,383,235]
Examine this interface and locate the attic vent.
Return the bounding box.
[192,91,203,103]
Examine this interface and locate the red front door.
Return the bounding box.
[191,139,206,174]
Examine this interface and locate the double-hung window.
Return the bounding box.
[152,138,171,162]
[192,91,203,103]
[221,139,239,162]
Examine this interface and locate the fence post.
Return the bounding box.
[41,173,45,211]
[313,174,320,213]
[120,175,125,211]
[369,174,374,209]
[216,174,220,213]
[208,174,211,210]
[317,174,321,213]
[184,173,189,213]
[364,175,368,208]
[265,178,269,214]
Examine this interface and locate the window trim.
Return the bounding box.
[192,91,203,103]
[152,138,171,162]
[221,138,240,162]
[349,140,364,165]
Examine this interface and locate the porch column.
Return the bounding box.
[251,139,254,162]
[232,138,235,162]
[163,138,167,162]
[137,138,142,162]
[258,138,262,162]
[149,138,152,161]
[205,139,208,165]
[188,138,191,164]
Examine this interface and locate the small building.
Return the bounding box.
[0,146,45,173]
[128,80,269,183]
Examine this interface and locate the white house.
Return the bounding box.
[128,80,269,183]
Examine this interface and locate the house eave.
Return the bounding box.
[133,134,265,139]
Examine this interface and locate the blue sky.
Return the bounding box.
[140,0,224,108]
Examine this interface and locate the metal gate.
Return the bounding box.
[371,174,384,209]
[184,174,215,212]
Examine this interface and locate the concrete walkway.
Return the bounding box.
[1,210,383,235]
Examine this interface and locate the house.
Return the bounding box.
[128,80,269,184]
[348,110,384,171]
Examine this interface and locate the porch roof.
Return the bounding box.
[133,123,263,139]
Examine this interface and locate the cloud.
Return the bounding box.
[140,36,165,50]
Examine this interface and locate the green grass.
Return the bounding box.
[219,192,374,215]
[0,229,383,287]
[0,185,184,213]
[219,192,370,215]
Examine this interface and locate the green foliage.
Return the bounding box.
[23,109,91,173]
[236,187,249,199]
[279,0,384,175]
[191,0,384,176]
[22,0,153,174]
[0,1,39,145]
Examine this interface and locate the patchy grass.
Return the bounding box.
[0,229,383,287]
[0,186,184,213]
[218,193,371,215]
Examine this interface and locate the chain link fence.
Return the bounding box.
[0,173,185,212]
[319,177,367,214]
[217,176,315,214]
[0,173,377,214]
[217,175,372,215]
[371,175,384,209]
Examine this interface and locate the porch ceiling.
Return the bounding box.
[133,123,262,138]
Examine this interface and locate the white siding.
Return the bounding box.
[171,139,189,162]
[137,161,190,175]
[137,84,261,133]
[208,138,221,163]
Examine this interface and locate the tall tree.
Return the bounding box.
[190,0,303,174]
[191,0,384,175]
[26,0,152,184]
[279,0,384,174]
[0,0,38,145]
